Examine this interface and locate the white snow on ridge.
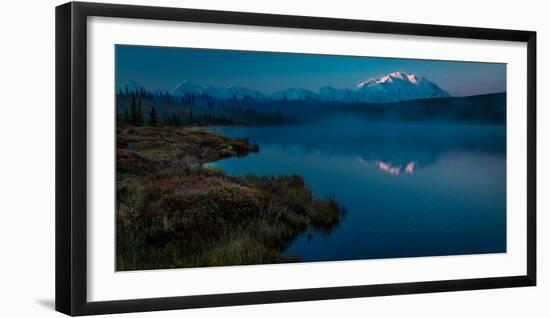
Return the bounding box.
[119,71,450,103]
[355,71,449,102]
[170,80,205,96]
[118,81,144,94]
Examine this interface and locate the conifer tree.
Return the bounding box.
[137,99,144,126]
[170,113,181,126]
[123,106,130,123]
[129,95,137,125]
[149,106,158,127]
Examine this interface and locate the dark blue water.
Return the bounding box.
[210,118,506,262]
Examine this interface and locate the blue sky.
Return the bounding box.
[116,45,506,97]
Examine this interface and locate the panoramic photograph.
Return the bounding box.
[115,45,506,271]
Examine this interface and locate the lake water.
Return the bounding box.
[210,118,506,262]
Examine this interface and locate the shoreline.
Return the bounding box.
[116,123,344,271]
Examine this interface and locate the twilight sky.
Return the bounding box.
[116,45,506,97]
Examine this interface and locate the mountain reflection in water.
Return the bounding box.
[358,158,416,176]
[210,119,506,262]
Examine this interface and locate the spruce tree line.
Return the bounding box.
[121,95,158,127]
[118,89,292,127]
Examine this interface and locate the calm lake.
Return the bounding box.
[210,118,506,262]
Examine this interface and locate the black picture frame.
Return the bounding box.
[55,1,537,316]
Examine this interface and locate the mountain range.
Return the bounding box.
[118,71,451,104]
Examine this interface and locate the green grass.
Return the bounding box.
[116,123,343,271]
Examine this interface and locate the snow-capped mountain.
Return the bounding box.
[118,72,450,104]
[315,72,449,103]
[355,71,450,102]
[317,86,354,102]
[270,88,317,101]
[205,86,264,100]
[118,81,145,94]
[170,80,205,96]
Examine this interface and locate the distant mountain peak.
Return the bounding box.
[270,87,316,101]
[120,71,450,104]
[355,72,449,102]
[170,80,204,96]
[389,71,405,78]
[173,80,197,88]
[119,80,144,93]
[405,73,420,84]
[123,80,140,86]
[358,71,422,88]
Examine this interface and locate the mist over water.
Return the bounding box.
[210,117,506,262]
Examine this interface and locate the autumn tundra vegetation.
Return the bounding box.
[116,122,344,270]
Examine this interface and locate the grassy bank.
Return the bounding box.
[116,124,344,270]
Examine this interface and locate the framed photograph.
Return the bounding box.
[55,1,536,316]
